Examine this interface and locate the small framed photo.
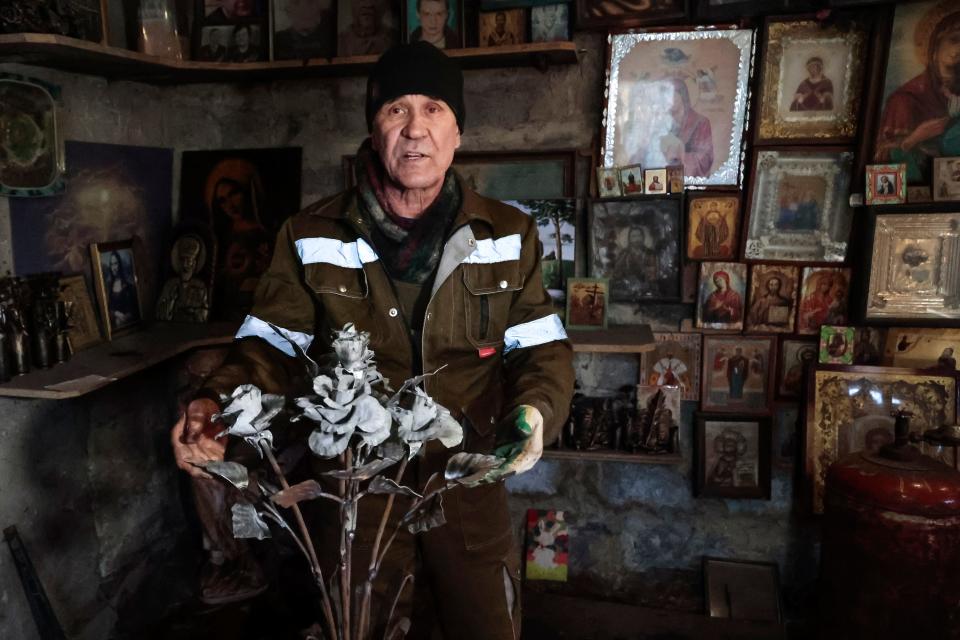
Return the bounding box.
[272,0,335,59]
[479,9,525,46]
[406,0,463,49]
[640,332,702,401]
[745,264,799,334]
[566,278,608,330]
[666,165,684,193]
[797,267,850,336]
[696,413,772,499]
[853,327,885,366]
[704,557,781,621]
[907,185,933,203]
[818,325,855,364]
[643,168,667,194]
[695,261,747,331]
[337,0,400,57]
[194,1,269,62]
[90,239,144,340]
[618,164,644,196]
[933,157,960,202]
[58,274,102,352]
[865,163,906,206]
[777,338,816,399]
[596,167,622,197]
[530,4,569,43]
[686,192,741,261]
[700,336,775,414]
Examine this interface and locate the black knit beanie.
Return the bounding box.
[365,41,465,133]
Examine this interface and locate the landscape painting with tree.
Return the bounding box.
[507,199,576,303]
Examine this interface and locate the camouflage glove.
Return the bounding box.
[475,405,543,484]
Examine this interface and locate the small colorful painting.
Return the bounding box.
[819,325,855,364]
[525,509,569,581]
[505,199,576,303]
[701,335,775,413]
[695,262,747,331]
[797,267,850,336]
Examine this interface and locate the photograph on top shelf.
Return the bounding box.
[745,264,799,334]
[696,413,772,499]
[777,338,816,399]
[90,239,144,340]
[864,212,960,323]
[197,25,268,62]
[643,168,667,194]
[589,199,682,303]
[853,326,885,366]
[797,267,850,336]
[155,226,215,324]
[0,0,107,43]
[666,165,684,193]
[743,148,855,263]
[933,157,960,202]
[0,73,65,197]
[479,9,525,46]
[504,199,576,303]
[818,325,855,364]
[873,1,960,186]
[337,0,399,57]
[566,278,608,330]
[272,0,335,60]
[773,404,799,469]
[575,0,687,30]
[700,335,775,414]
[806,365,958,513]
[865,163,906,206]
[630,385,681,455]
[640,332,702,401]
[531,4,569,43]
[59,274,102,352]
[597,167,622,197]
[406,0,462,49]
[618,164,644,196]
[203,0,266,21]
[602,29,753,187]
[686,192,740,261]
[525,509,569,582]
[695,261,746,331]
[884,328,960,371]
[695,0,818,20]
[755,16,868,143]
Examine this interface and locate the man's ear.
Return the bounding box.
[454,131,462,151]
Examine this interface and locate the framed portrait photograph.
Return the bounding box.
[602,29,753,187]
[640,332,702,401]
[908,185,934,203]
[773,404,799,469]
[873,1,960,186]
[479,9,525,46]
[797,267,850,335]
[588,198,682,303]
[199,23,267,62]
[406,0,463,49]
[597,167,622,197]
[704,558,781,621]
[272,0,335,60]
[696,413,772,499]
[700,336,775,414]
[337,0,399,57]
[618,164,644,196]
[743,148,855,263]
[686,193,740,261]
[90,239,143,340]
[503,199,576,303]
[755,17,867,144]
[818,325,855,364]
[0,0,107,43]
[864,212,960,323]
[643,168,667,194]
[203,0,265,21]
[805,365,958,513]
[864,163,906,206]
[575,0,687,30]
[933,157,960,202]
[0,73,65,197]
[777,338,817,399]
[853,326,885,366]
[884,328,960,372]
[59,274,102,352]
[695,261,746,331]
[531,4,569,43]
[666,165,684,193]
[745,264,799,334]
[566,278,608,329]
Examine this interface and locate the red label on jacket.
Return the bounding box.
[478,347,497,359]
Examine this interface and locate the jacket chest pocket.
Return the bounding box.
[462,262,524,348]
[303,263,369,301]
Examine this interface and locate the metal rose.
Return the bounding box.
[389,388,463,458]
[333,323,374,373]
[215,384,284,455]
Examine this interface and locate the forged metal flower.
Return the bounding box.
[333,323,374,373]
[215,384,284,455]
[389,388,463,458]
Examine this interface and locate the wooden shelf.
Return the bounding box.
[0,322,237,400]
[567,325,655,354]
[0,34,579,84]
[543,449,682,465]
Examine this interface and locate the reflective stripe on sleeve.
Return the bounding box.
[462,234,522,264]
[235,315,313,357]
[503,314,568,354]
[295,237,379,268]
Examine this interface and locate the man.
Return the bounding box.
[274,0,334,60]
[693,207,729,258]
[171,42,573,639]
[875,7,960,183]
[877,174,894,195]
[486,12,515,47]
[198,27,228,62]
[229,24,261,62]
[790,56,834,111]
[411,0,461,49]
[338,0,395,57]
[748,275,792,329]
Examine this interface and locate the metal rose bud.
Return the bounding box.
[333,323,371,371]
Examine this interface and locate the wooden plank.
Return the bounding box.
[0,322,237,400]
[567,325,656,353]
[542,449,682,465]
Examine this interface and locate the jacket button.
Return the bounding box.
[389,308,399,317]
[499,280,508,289]
[338,285,347,293]
[467,238,476,247]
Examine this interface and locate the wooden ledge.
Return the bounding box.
[542,449,682,465]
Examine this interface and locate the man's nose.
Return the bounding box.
[403,111,427,138]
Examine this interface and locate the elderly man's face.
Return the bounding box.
[372,94,461,191]
[418,0,448,40]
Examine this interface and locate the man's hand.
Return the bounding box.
[467,405,543,485]
[171,398,225,478]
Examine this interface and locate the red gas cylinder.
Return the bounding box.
[819,411,960,639]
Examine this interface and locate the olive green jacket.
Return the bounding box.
[200,181,575,455]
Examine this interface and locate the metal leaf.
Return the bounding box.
[367,477,421,499]
[324,456,399,481]
[444,453,503,486]
[402,492,445,534]
[308,428,352,458]
[197,460,250,490]
[272,479,328,508]
[231,503,271,540]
